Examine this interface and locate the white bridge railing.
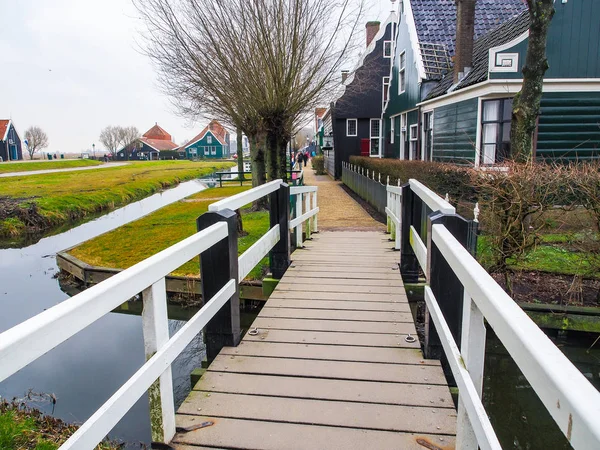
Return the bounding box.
[397,178,600,449]
[0,178,318,449]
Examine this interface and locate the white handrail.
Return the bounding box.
[209,179,282,212]
[0,222,228,382]
[290,185,317,194]
[238,226,280,282]
[409,226,427,271]
[431,224,600,448]
[409,179,455,214]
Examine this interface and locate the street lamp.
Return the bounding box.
[92,143,96,159]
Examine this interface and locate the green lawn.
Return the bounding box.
[69,186,271,280]
[0,160,235,237]
[0,159,102,174]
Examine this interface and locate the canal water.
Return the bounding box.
[0,179,211,446]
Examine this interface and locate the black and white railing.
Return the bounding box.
[0,179,318,449]
[397,179,600,449]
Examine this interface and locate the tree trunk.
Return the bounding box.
[236,128,244,180]
[249,132,268,209]
[510,0,555,163]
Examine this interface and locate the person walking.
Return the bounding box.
[302,151,308,167]
[296,151,303,169]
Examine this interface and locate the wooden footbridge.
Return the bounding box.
[1,176,599,450]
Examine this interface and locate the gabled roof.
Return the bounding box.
[140,137,179,151]
[425,10,530,100]
[186,120,229,147]
[143,123,172,141]
[0,120,10,141]
[408,0,526,80]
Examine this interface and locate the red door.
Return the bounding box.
[360,138,370,157]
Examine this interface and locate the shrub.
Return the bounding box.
[349,156,476,204]
[311,156,325,175]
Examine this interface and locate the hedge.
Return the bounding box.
[311,156,325,175]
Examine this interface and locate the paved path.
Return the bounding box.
[302,161,384,231]
[0,162,128,178]
[172,232,456,449]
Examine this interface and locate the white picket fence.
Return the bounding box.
[401,179,600,449]
[0,178,318,449]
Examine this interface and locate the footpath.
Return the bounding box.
[0,162,128,178]
[301,161,384,231]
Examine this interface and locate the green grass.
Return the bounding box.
[70,186,271,280]
[0,160,235,237]
[0,159,102,174]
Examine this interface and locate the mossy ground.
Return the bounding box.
[69,185,271,280]
[0,159,102,174]
[0,160,235,237]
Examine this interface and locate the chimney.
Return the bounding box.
[454,0,476,83]
[365,21,380,47]
[341,70,350,83]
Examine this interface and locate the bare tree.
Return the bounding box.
[99,125,140,159]
[24,126,49,160]
[119,126,141,149]
[135,0,364,185]
[510,0,555,162]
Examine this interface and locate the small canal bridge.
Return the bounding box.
[1,175,600,449]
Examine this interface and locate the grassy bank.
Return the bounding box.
[0,159,102,174]
[69,185,270,281]
[0,400,117,450]
[0,160,235,238]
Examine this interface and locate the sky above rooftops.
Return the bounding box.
[0,0,390,154]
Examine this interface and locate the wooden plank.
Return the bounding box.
[258,307,414,323]
[208,355,446,385]
[287,264,399,273]
[274,284,403,294]
[282,270,403,280]
[243,328,420,348]
[173,416,456,450]
[269,291,409,302]
[265,298,411,312]
[220,341,437,365]
[277,277,404,287]
[177,392,457,434]
[193,371,451,406]
[252,317,416,334]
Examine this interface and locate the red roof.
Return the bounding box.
[141,137,178,151]
[187,120,229,147]
[0,120,9,141]
[143,123,172,141]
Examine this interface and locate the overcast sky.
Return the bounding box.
[1,0,392,154]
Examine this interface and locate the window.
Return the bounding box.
[423,112,433,161]
[409,124,419,160]
[383,41,392,58]
[204,147,209,155]
[346,118,357,136]
[370,118,381,156]
[398,51,406,93]
[383,76,390,103]
[211,146,217,155]
[390,117,395,144]
[481,98,513,164]
[400,113,407,159]
[207,135,212,144]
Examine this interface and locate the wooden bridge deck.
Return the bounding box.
[172,231,456,450]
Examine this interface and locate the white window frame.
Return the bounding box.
[398,50,406,94]
[370,118,381,157]
[383,41,392,58]
[211,146,217,155]
[207,135,212,144]
[422,110,434,162]
[383,76,390,105]
[346,118,357,137]
[390,117,395,145]
[409,124,418,160]
[400,113,407,160]
[204,147,209,156]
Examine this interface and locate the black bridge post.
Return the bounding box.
[197,209,241,363]
[269,183,291,278]
[425,212,478,359]
[400,183,422,283]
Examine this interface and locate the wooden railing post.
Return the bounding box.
[312,191,318,233]
[295,193,303,248]
[197,209,241,362]
[400,183,421,283]
[425,212,478,359]
[142,277,175,444]
[269,183,291,279]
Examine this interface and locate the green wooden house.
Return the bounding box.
[184,120,230,159]
[383,0,600,165]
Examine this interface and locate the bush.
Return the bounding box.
[349,156,476,204]
[312,156,325,175]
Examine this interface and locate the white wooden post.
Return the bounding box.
[456,291,486,450]
[395,192,401,250]
[142,277,175,444]
[304,191,311,239]
[386,189,392,234]
[312,191,318,233]
[296,193,303,248]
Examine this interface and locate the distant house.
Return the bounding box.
[116,123,179,161]
[324,14,398,178]
[184,120,230,159]
[0,120,23,161]
[383,0,600,165]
